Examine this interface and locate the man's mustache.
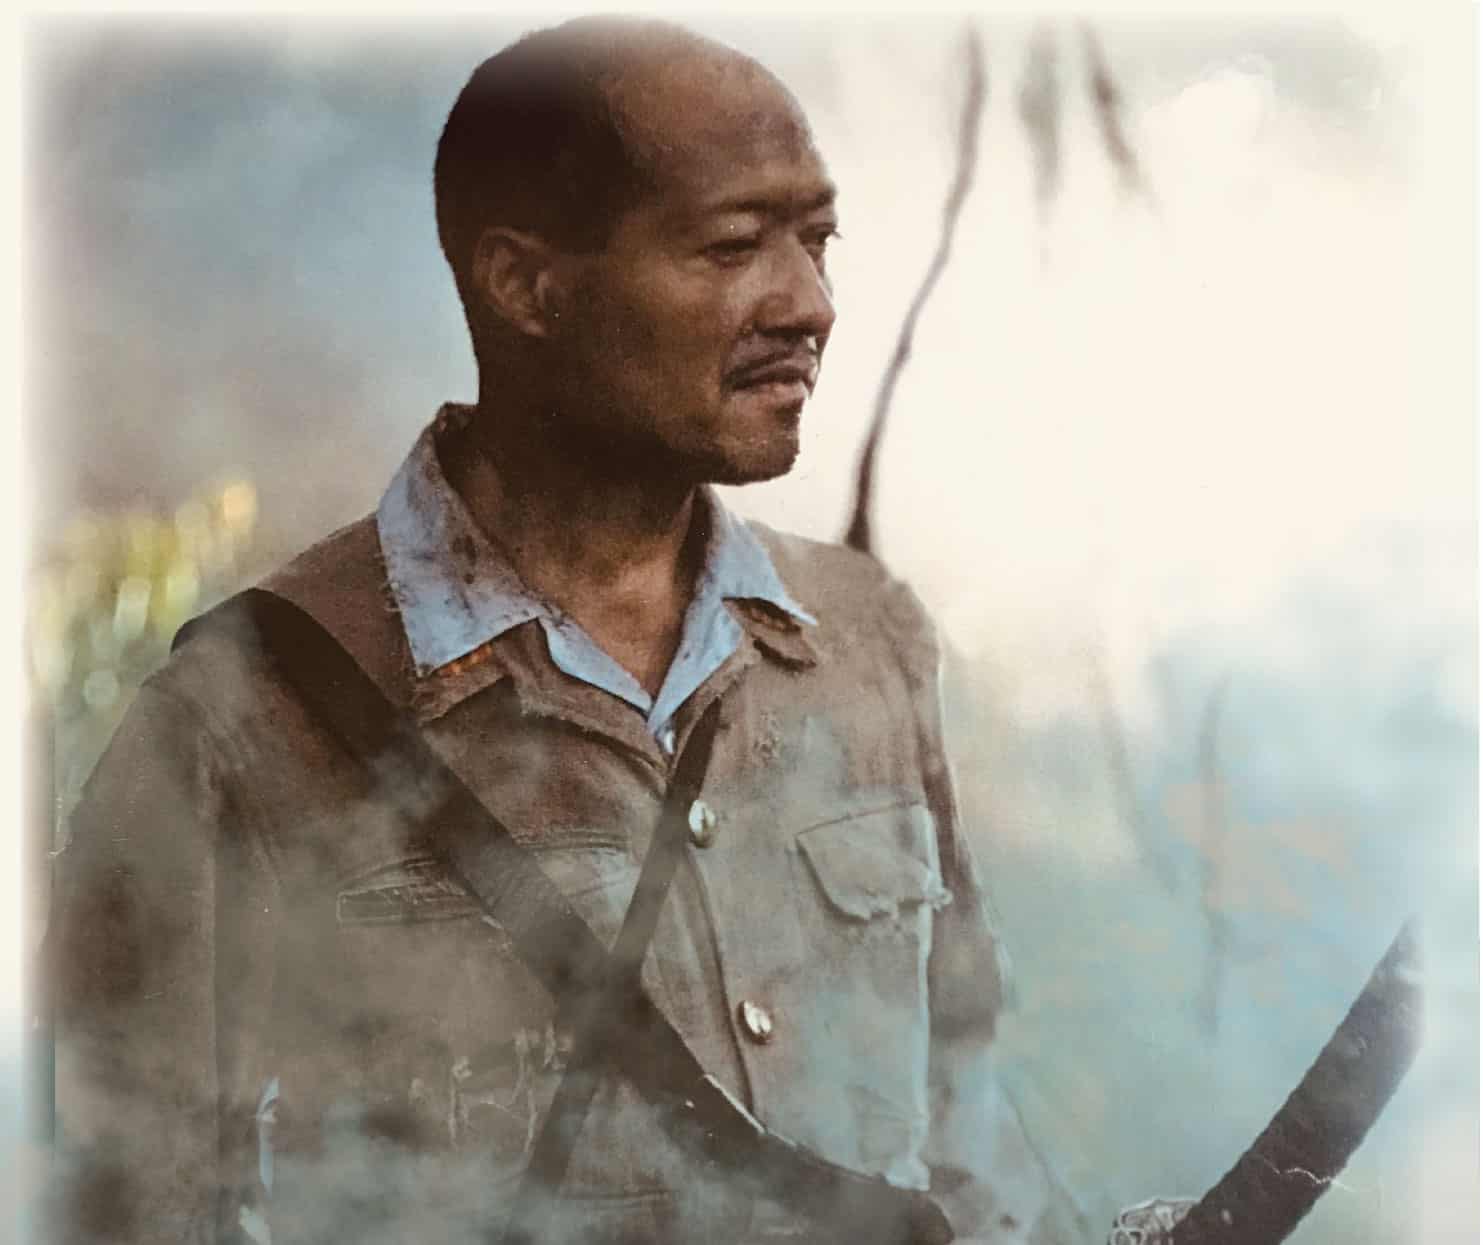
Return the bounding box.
[724,344,822,390]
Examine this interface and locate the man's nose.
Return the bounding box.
[755,239,837,342]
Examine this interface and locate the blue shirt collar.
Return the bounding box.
[376,406,815,690]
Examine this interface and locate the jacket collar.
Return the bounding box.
[377,405,819,717]
[727,598,821,670]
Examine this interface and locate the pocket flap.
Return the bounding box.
[336,857,482,925]
[797,804,950,921]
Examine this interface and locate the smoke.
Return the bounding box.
[23,14,1476,1244]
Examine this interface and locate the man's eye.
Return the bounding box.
[704,237,761,265]
[802,228,842,261]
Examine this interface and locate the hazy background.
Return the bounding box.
[19,10,1478,1243]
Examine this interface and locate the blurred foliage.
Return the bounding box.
[29,478,261,822]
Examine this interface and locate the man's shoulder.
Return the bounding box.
[743,519,940,663]
[160,513,409,714]
[259,513,388,621]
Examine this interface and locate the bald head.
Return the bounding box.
[606,42,820,210]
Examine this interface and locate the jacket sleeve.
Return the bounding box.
[48,675,279,1244]
[887,582,1080,1245]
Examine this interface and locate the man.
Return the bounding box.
[50,18,1077,1244]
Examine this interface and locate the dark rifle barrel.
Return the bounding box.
[1169,920,1422,1245]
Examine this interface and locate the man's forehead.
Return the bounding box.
[606,48,830,208]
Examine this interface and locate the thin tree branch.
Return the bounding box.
[844,24,987,556]
[1017,23,1062,234]
[1081,23,1147,197]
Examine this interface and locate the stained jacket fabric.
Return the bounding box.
[49,503,1069,1243]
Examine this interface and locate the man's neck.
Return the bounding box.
[441,404,705,698]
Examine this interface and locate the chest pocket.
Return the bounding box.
[797,803,950,923]
[334,831,637,930]
[778,801,951,1187]
[336,857,484,925]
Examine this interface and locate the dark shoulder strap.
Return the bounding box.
[178,588,616,999]
[506,683,724,1242]
[179,587,953,1245]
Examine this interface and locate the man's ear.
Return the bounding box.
[470,226,565,339]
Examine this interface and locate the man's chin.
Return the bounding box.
[700,431,801,486]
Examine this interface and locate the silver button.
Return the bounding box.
[659,725,677,755]
[687,799,719,847]
[738,999,774,1044]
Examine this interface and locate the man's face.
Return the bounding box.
[549,53,838,485]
